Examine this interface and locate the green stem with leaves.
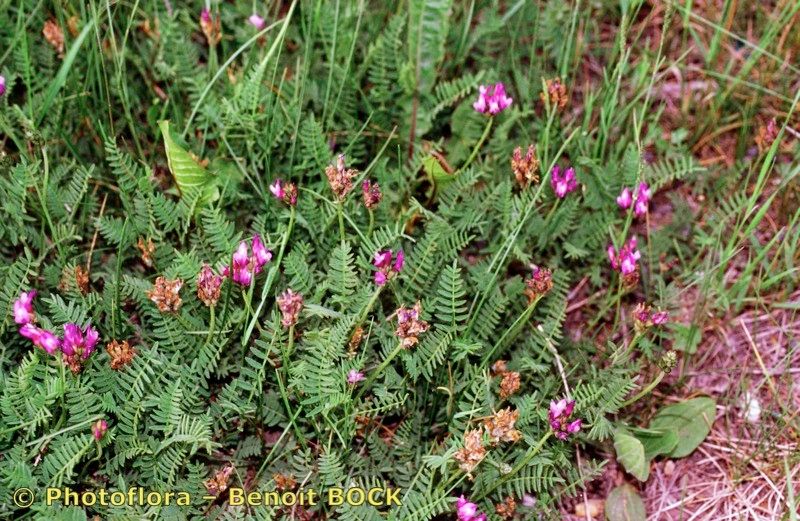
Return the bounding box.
[456,118,493,175]
[355,341,403,401]
[477,430,553,500]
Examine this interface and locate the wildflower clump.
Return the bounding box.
[61,323,99,373]
[147,276,183,312]
[540,77,568,109]
[394,301,429,348]
[454,429,486,475]
[484,407,522,445]
[106,340,137,370]
[270,179,298,206]
[373,249,404,285]
[224,235,272,286]
[492,360,521,399]
[608,236,641,286]
[456,495,487,521]
[325,154,358,200]
[361,179,382,209]
[473,82,513,115]
[523,266,553,303]
[551,165,578,198]
[277,289,304,328]
[511,144,540,187]
[196,264,223,307]
[632,303,669,332]
[549,398,582,440]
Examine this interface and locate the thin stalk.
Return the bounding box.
[620,371,666,408]
[355,341,403,401]
[456,118,493,175]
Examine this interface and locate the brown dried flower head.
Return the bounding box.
[277,289,304,328]
[147,276,183,313]
[325,154,358,200]
[491,359,508,376]
[273,473,297,491]
[511,145,540,187]
[454,428,486,476]
[495,496,517,520]
[394,301,429,349]
[75,265,90,295]
[755,118,779,153]
[106,340,137,370]
[196,264,223,307]
[499,371,521,400]
[43,20,65,55]
[523,266,553,304]
[63,353,84,374]
[137,237,156,267]
[540,77,568,110]
[484,408,521,445]
[362,179,382,209]
[204,465,234,496]
[200,9,222,46]
[348,326,365,355]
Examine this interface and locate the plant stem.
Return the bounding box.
[337,201,346,242]
[456,118,493,175]
[367,208,374,237]
[355,341,403,401]
[482,298,539,365]
[620,371,666,408]
[477,430,553,500]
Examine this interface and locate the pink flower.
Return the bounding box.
[608,237,641,275]
[13,290,36,325]
[651,310,669,325]
[251,234,272,272]
[633,182,651,217]
[456,495,486,521]
[362,179,382,209]
[549,398,582,440]
[200,7,211,23]
[62,323,99,359]
[473,83,513,115]
[270,179,285,200]
[92,419,108,440]
[550,165,578,198]
[227,236,272,286]
[20,324,61,354]
[373,249,404,285]
[347,369,365,385]
[0,75,6,97]
[196,264,223,307]
[248,13,265,30]
[277,289,304,328]
[616,187,632,209]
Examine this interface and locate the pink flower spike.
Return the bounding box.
[19,324,41,342]
[92,419,108,440]
[472,85,488,113]
[393,250,405,272]
[269,179,285,200]
[62,323,82,356]
[13,290,36,325]
[616,187,632,209]
[0,75,6,97]
[473,83,512,115]
[607,245,619,269]
[567,419,582,434]
[83,326,99,358]
[374,271,387,286]
[248,13,266,30]
[200,7,211,23]
[347,369,365,385]
[549,396,581,440]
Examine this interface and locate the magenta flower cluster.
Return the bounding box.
[607,236,641,276]
[549,398,582,440]
[550,165,578,198]
[616,182,651,217]
[472,83,513,115]
[223,235,272,286]
[248,13,266,30]
[0,75,6,97]
[373,249,404,286]
[456,495,487,521]
[14,290,99,360]
[346,369,365,385]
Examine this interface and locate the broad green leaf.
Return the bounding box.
[423,155,453,188]
[631,428,679,460]
[159,120,219,208]
[613,430,649,481]
[407,0,453,94]
[649,397,716,458]
[605,484,646,521]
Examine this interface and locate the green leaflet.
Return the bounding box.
[605,484,647,521]
[158,120,219,209]
[613,429,649,481]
